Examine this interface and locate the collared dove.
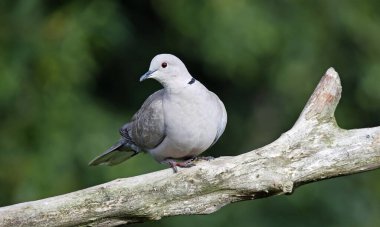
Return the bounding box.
[89,54,227,172]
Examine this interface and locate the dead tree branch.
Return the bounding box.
[1,68,380,226]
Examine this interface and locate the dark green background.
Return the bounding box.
[1,1,379,226]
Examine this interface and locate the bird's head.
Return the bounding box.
[140,54,193,89]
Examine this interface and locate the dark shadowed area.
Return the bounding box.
[0,1,379,226]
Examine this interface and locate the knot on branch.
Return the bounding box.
[280,181,294,194]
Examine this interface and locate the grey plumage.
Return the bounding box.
[89,54,227,172]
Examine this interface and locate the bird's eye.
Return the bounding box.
[161,62,167,68]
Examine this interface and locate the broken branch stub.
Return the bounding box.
[0,68,379,227]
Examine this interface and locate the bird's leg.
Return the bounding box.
[162,158,196,173]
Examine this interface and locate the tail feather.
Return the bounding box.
[89,139,139,166]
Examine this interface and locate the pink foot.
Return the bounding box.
[162,159,195,173]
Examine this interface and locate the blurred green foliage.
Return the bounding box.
[0,1,379,226]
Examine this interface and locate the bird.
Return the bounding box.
[89,54,227,172]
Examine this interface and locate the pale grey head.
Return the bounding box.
[140,54,193,88]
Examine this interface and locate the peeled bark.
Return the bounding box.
[0,68,379,226]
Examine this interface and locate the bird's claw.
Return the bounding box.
[163,156,215,173]
[163,159,196,173]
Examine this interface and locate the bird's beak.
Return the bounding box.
[140,69,157,82]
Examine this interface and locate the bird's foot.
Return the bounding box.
[162,159,195,173]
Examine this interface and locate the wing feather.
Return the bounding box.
[120,90,166,150]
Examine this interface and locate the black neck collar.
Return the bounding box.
[188,77,196,85]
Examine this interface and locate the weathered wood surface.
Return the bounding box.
[0,68,379,226]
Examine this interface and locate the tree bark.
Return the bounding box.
[1,68,379,226]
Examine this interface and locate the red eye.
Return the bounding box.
[161,62,167,68]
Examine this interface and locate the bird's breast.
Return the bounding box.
[161,88,219,155]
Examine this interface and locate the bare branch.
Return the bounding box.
[1,68,380,227]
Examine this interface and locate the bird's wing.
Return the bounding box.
[120,89,166,150]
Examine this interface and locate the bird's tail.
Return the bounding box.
[88,139,139,166]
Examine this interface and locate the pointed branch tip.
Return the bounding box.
[326,67,338,78]
[295,67,342,125]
